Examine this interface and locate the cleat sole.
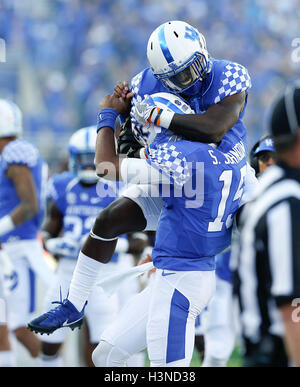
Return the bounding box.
[27,317,83,336]
[27,324,59,336]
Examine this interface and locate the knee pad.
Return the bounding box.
[92,341,130,367]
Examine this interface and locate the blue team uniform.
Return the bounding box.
[129,58,251,271]
[152,130,247,271]
[47,172,125,261]
[0,139,46,242]
[130,58,250,147]
[215,250,232,283]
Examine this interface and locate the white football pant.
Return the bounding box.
[94,269,215,367]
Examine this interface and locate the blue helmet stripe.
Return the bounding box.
[158,25,174,64]
[152,96,186,114]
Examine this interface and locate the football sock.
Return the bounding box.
[68,251,105,311]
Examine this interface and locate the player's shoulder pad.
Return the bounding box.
[47,171,75,201]
[2,139,40,168]
[212,58,251,104]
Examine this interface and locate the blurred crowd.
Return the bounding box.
[0,0,299,171]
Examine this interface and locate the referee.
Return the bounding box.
[235,82,300,367]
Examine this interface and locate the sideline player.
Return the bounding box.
[0,99,53,361]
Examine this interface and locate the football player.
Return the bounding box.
[36,126,146,367]
[29,21,256,366]
[0,99,54,361]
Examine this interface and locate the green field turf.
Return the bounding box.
[144,345,243,367]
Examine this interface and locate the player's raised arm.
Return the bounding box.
[95,94,128,180]
[95,93,170,185]
[169,91,246,142]
[134,91,246,143]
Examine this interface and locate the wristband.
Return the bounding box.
[149,108,175,129]
[0,215,15,237]
[97,108,119,133]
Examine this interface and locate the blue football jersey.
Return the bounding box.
[130,58,251,147]
[215,250,232,284]
[47,172,125,261]
[129,58,250,271]
[151,129,248,271]
[0,139,47,242]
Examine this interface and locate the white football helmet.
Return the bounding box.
[151,92,195,115]
[147,21,211,95]
[132,92,194,146]
[68,126,98,184]
[0,99,23,138]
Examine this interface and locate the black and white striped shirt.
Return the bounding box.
[234,162,300,344]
